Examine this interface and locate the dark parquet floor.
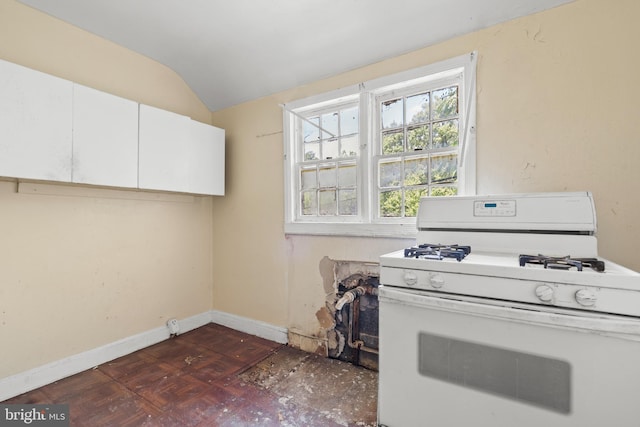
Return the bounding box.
[4,323,378,426]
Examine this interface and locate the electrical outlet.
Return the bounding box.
[167,318,180,335]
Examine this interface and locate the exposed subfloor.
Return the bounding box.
[3,323,378,426]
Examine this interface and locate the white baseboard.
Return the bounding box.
[0,311,288,402]
[0,311,211,402]
[210,310,288,344]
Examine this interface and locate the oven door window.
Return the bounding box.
[418,331,571,413]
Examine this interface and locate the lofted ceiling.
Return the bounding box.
[19,0,574,112]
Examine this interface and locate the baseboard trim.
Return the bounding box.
[210,310,288,344]
[0,311,288,401]
[0,310,288,402]
[0,311,211,402]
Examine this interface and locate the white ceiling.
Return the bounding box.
[19,0,574,112]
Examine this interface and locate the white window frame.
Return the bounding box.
[283,52,477,238]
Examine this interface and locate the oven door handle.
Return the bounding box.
[379,286,640,340]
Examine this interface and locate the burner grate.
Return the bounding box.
[404,244,471,262]
[519,254,605,272]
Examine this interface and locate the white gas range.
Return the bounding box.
[377,192,640,427]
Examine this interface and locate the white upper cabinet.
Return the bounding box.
[138,104,191,193]
[1,59,225,195]
[188,119,225,196]
[0,59,73,181]
[139,104,225,195]
[72,84,139,188]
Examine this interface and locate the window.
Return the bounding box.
[376,82,461,219]
[283,52,477,237]
[299,102,360,217]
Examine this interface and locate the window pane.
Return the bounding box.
[340,107,359,136]
[301,167,316,190]
[338,163,357,187]
[379,159,402,188]
[322,138,339,160]
[382,130,404,154]
[301,190,317,215]
[340,135,359,157]
[304,142,319,161]
[431,154,458,184]
[303,117,320,143]
[431,186,458,196]
[404,157,429,186]
[380,190,402,217]
[319,190,336,215]
[407,125,429,151]
[338,189,357,215]
[432,119,459,148]
[321,112,339,139]
[432,86,458,120]
[296,105,359,218]
[406,92,429,124]
[405,188,428,217]
[381,98,403,129]
[318,164,336,188]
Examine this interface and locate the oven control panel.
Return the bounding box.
[416,192,597,232]
[474,200,516,217]
[381,265,640,317]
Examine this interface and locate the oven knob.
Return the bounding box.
[575,289,597,307]
[429,273,445,289]
[403,272,418,286]
[535,285,554,302]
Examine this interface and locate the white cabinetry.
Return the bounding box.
[139,104,225,195]
[138,104,191,193]
[188,119,225,196]
[72,84,139,188]
[0,59,224,195]
[0,59,73,181]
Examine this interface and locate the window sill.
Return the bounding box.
[284,221,418,239]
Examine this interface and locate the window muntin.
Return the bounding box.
[283,52,476,236]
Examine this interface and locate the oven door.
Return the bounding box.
[378,285,640,427]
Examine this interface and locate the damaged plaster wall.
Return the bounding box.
[284,236,410,356]
[311,256,380,358]
[327,260,380,368]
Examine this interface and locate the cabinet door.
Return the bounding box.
[138,104,191,193]
[72,84,139,188]
[0,59,72,181]
[188,120,225,195]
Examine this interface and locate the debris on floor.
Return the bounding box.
[240,345,378,426]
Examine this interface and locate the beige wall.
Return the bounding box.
[0,1,214,378]
[211,0,640,347]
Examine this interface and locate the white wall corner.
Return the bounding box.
[210,309,289,344]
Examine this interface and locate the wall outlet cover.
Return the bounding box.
[167,318,180,335]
